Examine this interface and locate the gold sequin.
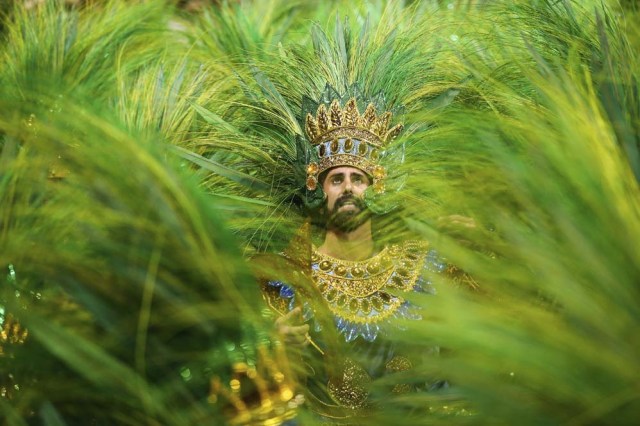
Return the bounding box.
[357,142,368,156]
[344,138,353,151]
[306,176,317,190]
[330,138,339,153]
[349,298,360,313]
[306,162,319,175]
[337,294,348,307]
[360,299,371,314]
[386,357,414,392]
[327,358,371,409]
[371,296,383,311]
[366,262,380,274]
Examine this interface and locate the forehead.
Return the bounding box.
[325,166,366,178]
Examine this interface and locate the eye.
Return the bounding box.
[331,175,343,184]
[352,174,369,185]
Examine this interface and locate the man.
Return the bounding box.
[262,96,449,418]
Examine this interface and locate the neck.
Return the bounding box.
[317,220,375,261]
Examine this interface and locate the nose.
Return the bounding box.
[343,177,353,193]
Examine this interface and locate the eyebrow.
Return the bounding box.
[328,171,366,179]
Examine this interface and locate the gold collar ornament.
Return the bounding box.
[311,241,430,342]
[304,98,403,195]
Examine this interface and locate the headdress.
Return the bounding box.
[187,14,435,221]
[303,93,404,195]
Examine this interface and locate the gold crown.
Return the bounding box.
[304,98,403,194]
[208,344,301,425]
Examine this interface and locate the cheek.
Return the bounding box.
[354,184,368,196]
[326,194,337,210]
[322,187,335,209]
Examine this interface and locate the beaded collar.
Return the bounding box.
[265,241,443,343]
[310,241,431,342]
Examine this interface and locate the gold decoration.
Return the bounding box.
[385,356,413,393]
[303,97,404,190]
[330,138,339,153]
[360,104,377,127]
[317,104,329,133]
[305,97,401,147]
[311,241,429,325]
[373,180,385,194]
[360,299,371,314]
[328,358,372,409]
[373,165,386,179]
[318,153,374,177]
[330,100,342,126]
[305,114,319,141]
[307,162,318,175]
[386,356,413,372]
[0,314,28,356]
[1,313,29,401]
[344,138,353,151]
[343,99,359,127]
[208,345,299,425]
[371,296,383,311]
[306,176,317,191]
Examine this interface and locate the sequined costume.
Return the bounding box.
[261,241,448,419]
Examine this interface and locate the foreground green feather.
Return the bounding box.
[0,0,638,424]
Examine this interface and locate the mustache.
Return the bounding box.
[326,193,371,232]
[334,193,366,210]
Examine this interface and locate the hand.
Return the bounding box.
[275,307,310,347]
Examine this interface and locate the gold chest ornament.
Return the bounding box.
[311,240,430,342]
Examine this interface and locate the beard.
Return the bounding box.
[325,193,371,233]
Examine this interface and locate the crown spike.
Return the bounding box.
[306,113,319,142]
[330,100,342,127]
[386,123,404,141]
[372,111,392,136]
[317,104,330,133]
[342,98,359,126]
[361,103,377,128]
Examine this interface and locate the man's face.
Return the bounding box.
[322,166,371,232]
